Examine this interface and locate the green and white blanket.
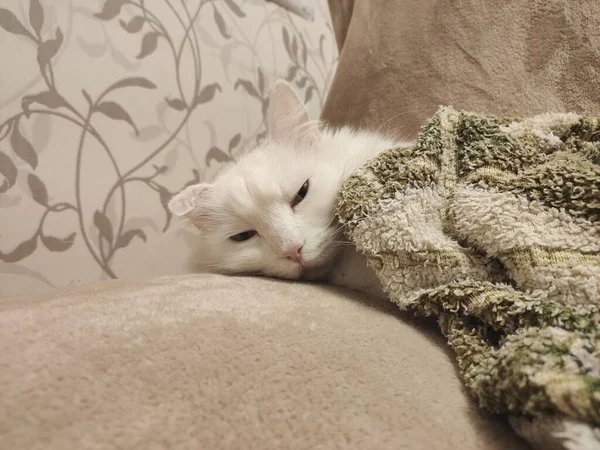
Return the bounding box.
[336,107,600,449]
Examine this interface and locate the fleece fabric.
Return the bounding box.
[336,107,600,450]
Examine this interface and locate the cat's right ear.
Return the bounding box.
[168,183,214,217]
[267,79,320,144]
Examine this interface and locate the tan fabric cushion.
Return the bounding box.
[0,275,527,449]
[323,0,600,137]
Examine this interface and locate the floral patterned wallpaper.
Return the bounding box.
[0,0,337,297]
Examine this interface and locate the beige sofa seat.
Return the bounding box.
[0,274,527,449]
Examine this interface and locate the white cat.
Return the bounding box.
[168,80,412,297]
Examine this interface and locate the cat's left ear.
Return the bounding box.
[267,80,320,145]
[168,183,214,218]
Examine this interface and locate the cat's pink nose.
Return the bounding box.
[283,245,303,263]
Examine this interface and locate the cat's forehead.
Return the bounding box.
[220,153,279,191]
[223,143,309,182]
[213,141,315,210]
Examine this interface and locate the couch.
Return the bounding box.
[4,0,600,448]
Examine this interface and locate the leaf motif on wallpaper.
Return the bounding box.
[213,7,230,39]
[115,229,147,250]
[77,36,107,58]
[0,8,35,40]
[223,0,246,18]
[305,86,314,103]
[228,134,242,153]
[11,121,37,169]
[165,98,186,111]
[161,145,178,174]
[37,27,63,72]
[282,27,291,55]
[157,186,173,232]
[0,121,11,142]
[29,0,44,37]
[42,1,57,32]
[0,262,54,287]
[94,0,126,21]
[219,42,241,82]
[52,203,74,212]
[291,37,298,60]
[124,217,160,234]
[156,101,168,123]
[285,65,298,82]
[296,76,308,88]
[183,169,201,189]
[195,83,222,105]
[41,233,76,252]
[300,36,308,65]
[203,121,217,149]
[257,68,265,94]
[261,97,270,121]
[32,114,51,154]
[21,90,66,117]
[81,89,93,106]
[0,151,17,194]
[104,194,119,226]
[120,16,145,33]
[110,44,140,71]
[94,210,113,247]
[0,235,38,263]
[152,164,168,175]
[194,19,220,49]
[111,77,156,91]
[27,173,48,207]
[137,32,160,59]
[205,147,232,167]
[137,125,163,142]
[96,101,139,135]
[0,193,21,208]
[73,5,97,18]
[234,79,259,98]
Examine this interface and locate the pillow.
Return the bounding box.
[323,0,600,136]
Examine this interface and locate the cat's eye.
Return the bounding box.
[292,179,309,207]
[230,230,257,242]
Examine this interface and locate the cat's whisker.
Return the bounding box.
[331,227,347,238]
[329,243,354,248]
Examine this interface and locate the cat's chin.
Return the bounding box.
[268,260,333,281]
[299,246,343,281]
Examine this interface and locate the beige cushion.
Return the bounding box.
[0,275,526,449]
[323,0,600,137]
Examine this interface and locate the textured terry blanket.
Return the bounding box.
[335,107,600,449]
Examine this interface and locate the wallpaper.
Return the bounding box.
[0,0,338,297]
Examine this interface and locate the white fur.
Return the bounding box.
[169,80,412,286]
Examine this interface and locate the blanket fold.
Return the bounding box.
[336,107,600,449]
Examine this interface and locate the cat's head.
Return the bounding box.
[168,80,344,280]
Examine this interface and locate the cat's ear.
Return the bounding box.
[168,183,214,217]
[267,79,320,144]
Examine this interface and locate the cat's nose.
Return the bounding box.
[283,245,304,263]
